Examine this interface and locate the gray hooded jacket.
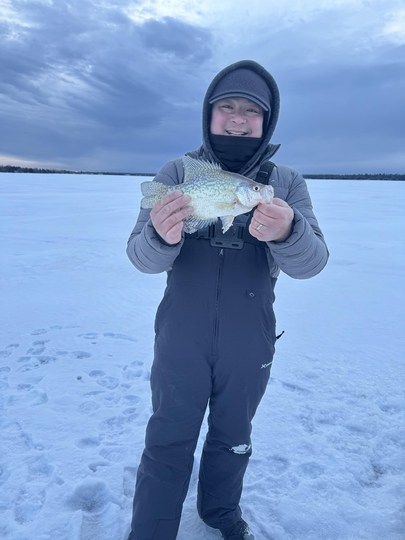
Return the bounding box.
[127,60,329,279]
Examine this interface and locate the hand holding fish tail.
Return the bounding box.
[150,190,194,245]
[249,198,294,242]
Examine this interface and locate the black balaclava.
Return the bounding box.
[209,135,263,172]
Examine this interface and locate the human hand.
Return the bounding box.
[150,190,193,245]
[249,198,294,242]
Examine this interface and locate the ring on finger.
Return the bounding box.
[256,223,263,231]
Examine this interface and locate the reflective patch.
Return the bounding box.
[230,443,252,454]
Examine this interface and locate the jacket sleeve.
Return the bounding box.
[126,159,185,274]
[267,165,329,279]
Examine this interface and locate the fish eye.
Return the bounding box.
[253,185,260,191]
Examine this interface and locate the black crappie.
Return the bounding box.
[140,156,274,234]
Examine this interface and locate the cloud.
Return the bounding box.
[137,16,213,63]
[0,0,403,173]
[0,0,213,170]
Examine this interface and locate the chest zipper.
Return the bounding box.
[213,249,224,350]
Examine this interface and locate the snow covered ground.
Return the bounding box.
[0,173,404,540]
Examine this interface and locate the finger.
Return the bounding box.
[254,202,285,222]
[250,214,266,231]
[152,193,191,222]
[165,221,185,245]
[156,190,184,208]
[155,191,188,211]
[248,220,266,239]
[151,190,184,217]
[272,198,290,208]
[152,204,193,240]
[252,206,275,228]
[161,205,194,230]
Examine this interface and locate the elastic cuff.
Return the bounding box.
[154,227,181,247]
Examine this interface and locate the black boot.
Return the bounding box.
[220,518,255,540]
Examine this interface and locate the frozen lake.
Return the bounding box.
[1,174,404,540]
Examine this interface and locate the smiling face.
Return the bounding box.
[210,97,264,138]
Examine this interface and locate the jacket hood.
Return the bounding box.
[200,60,281,176]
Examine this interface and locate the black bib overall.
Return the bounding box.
[129,230,277,540]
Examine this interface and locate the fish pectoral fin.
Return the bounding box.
[183,215,217,234]
[220,215,235,233]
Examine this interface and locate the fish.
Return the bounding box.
[140,155,274,234]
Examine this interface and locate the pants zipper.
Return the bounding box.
[213,248,224,354]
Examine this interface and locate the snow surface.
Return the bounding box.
[0,174,404,540]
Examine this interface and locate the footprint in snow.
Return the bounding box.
[7,386,48,407]
[78,401,101,415]
[72,351,92,359]
[123,467,137,498]
[75,436,101,449]
[16,356,57,372]
[78,333,99,340]
[122,395,140,406]
[88,370,120,389]
[66,479,123,540]
[25,454,54,482]
[78,332,138,342]
[123,361,150,382]
[88,461,111,472]
[99,445,128,463]
[89,370,106,378]
[0,463,11,486]
[66,479,117,513]
[14,486,46,524]
[0,343,19,358]
[297,461,325,479]
[266,456,291,476]
[122,368,144,381]
[1,421,35,453]
[271,378,311,396]
[98,412,138,438]
[100,392,122,406]
[26,340,49,355]
[30,325,79,336]
[30,329,49,335]
[96,376,120,390]
[83,390,105,397]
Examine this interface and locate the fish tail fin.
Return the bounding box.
[140,181,168,208]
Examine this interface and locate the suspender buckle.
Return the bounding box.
[209,221,244,250]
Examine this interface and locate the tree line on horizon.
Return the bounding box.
[0,164,404,180]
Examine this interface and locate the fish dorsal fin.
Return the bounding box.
[182,155,223,183]
[220,215,235,233]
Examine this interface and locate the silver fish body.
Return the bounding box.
[140,155,274,234]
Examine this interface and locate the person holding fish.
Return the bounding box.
[126,60,329,540]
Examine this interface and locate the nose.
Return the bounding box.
[231,110,247,124]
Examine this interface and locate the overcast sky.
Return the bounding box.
[1,0,404,173]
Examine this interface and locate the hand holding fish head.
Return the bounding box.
[249,198,294,242]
